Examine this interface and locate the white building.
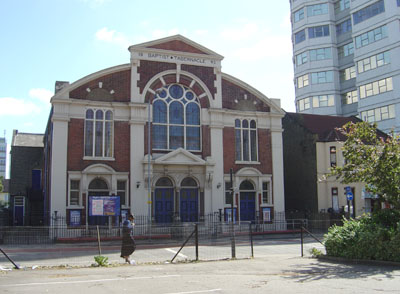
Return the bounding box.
[290,0,400,133]
[0,137,6,179]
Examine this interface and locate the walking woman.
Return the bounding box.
[121,213,136,265]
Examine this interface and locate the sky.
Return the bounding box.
[0,0,295,178]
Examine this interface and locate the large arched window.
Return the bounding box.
[235,119,258,162]
[85,109,113,158]
[153,84,201,151]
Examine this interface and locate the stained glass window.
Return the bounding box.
[153,84,201,151]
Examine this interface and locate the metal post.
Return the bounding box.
[148,95,152,227]
[249,222,254,258]
[300,226,304,257]
[230,168,236,259]
[195,224,199,261]
[96,225,102,256]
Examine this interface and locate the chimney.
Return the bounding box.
[55,81,69,94]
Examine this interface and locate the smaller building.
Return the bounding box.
[283,112,380,217]
[9,130,44,226]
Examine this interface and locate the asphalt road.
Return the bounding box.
[1,253,399,294]
[1,238,399,293]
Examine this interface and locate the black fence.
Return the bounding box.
[0,211,344,245]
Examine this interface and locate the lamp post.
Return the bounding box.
[147,92,152,227]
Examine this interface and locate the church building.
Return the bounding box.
[45,35,285,226]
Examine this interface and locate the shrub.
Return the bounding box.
[94,255,109,267]
[324,210,400,262]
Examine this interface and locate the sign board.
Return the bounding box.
[70,210,81,226]
[345,186,353,201]
[89,196,121,217]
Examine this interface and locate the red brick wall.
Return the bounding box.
[69,69,131,102]
[138,60,176,94]
[223,127,272,174]
[222,79,270,112]
[148,40,208,55]
[67,119,130,172]
[181,64,216,100]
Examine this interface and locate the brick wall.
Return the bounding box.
[67,119,130,172]
[223,127,272,174]
[69,69,131,102]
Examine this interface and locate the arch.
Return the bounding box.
[239,180,255,191]
[142,70,214,108]
[88,178,109,190]
[155,177,174,187]
[181,177,198,187]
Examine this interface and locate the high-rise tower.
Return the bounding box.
[0,135,6,179]
[290,0,400,133]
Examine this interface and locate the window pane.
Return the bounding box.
[235,129,242,161]
[95,121,103,156]
[104,121,113,157]
[250,129,257,161]
[186,127,200,150]
[85,120,93,156]
[169,126,184,149]
[153,125,167,149]
[243,130,249,161]
[169,84,184,99]
[86,109,94,119]
[169,101,184,124]
[96,110,103,120]
[186,103,200,125]
[70,191,79,206]
[153,100,167,123]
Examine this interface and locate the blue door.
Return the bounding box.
[180,189,198,222]
[155,188,174,223]
[240,192,256,221]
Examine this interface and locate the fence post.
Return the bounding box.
[195,224,199,261]
[249,222,254,258]
[300,226,304,257]
[96,225,102,256]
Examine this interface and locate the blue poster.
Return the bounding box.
[70,210,81,226]
[89,196,121,216]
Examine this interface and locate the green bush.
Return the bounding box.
[324,210,400,262]
[94,255,109,267]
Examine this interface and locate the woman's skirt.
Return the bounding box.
[120,235,136,257]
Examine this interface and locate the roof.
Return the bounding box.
[285,112,363,142]
[12,131,44,147]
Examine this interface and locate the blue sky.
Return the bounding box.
[0,0,294,177]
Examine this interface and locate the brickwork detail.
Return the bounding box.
[70,70,131,102]
[148,40,209,55]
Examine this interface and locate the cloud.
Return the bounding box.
[0,97,41,116]
[29,88,53,104]
[95,27,131,48]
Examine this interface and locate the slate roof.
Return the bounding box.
[12,131,44,147]
[285,112,363,142]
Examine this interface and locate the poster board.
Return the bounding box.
[89,196,121,217]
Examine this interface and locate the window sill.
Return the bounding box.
[235,161,260,165]
[83,156,115,161]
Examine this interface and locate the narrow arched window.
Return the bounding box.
[152,84,201,151]
[235,119,258,162]
[85,109,113,158]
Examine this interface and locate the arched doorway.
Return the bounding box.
[88,178,109,225]
[239,180,256,222]
[154,177,174,223]
[180,177,199,222]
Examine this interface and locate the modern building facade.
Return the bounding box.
[0,136,6,179]
[290,0,400,133]
[44,35,285,226]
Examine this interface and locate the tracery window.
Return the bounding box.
[235,119,258,162]
[85,109,113,158]
[153,84,201,151]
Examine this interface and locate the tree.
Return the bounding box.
[330,121,400,209]
[0,176,3,193]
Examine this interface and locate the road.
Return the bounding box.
[1,237,399,293]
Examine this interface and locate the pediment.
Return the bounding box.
[154,148,206,166]
[129,34,224,60]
